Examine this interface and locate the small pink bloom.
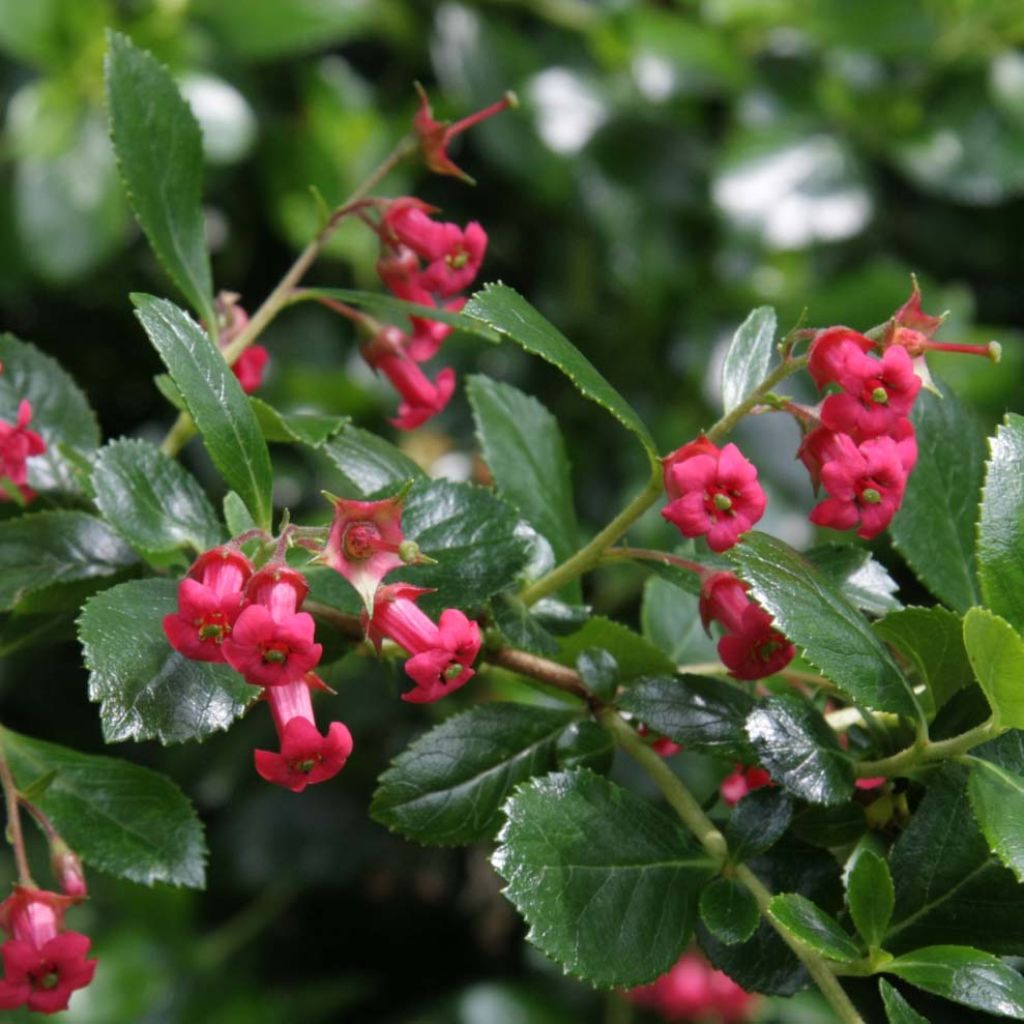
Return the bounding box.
[807,327,875,389]
[378,243,433,302]
[661,439,766,553]
[366,584,481,703]
[212,293,270,395]
[796,424,842,491]
[232,345,269,395]
[820,346,921,438]
[809,434,909,540]
[51,844,87,901]
[416,221,488,298]
[323,492,408,611]
[405,298,467,363]
[385,358,456,431]
[720,764,772,806]
[412,83,516,184]
[222,566,322,686]
[699,572,795,681]
[0,399,46,503]
[163,547,253,662]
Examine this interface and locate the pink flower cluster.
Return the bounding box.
[163,548,352,793]
[627,949,757,1023]
[368,198,488,429]
[0,372,46,504]
[0,888,95,1015]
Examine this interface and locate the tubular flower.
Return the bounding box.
[254,675,353,793]
[0,399,46,503]
[222,566,322,687]
[626,949,758,1023]
[365,584,481,703]
[720,765,773,806]
[807,326,874,389]
[820,345,922,439]
[213,292,269,395]
[809,434,912,540]
[163,547,254,662]
[662,438,766,553]
[406,298,466,362]
[0,888,96,1015]
[699,572,795,681]
[885,284,999,364]
[412,83,517,184]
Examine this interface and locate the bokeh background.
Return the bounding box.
[0,0,1021,1021]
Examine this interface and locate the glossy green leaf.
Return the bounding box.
[963,607,1024,729]
[1,728,205,888]
[105,32,213,322]
[725,786,794,862]
[875,606,971,719]
[0,334,99,494]
[885,946,1024,1018]
[721,305,776,414]
[92,438,222,557]
[490,592,559,656]
[0,511,137,611]
[806,544,902,617]
[223,491,256,537]
[791,803,868,849]
[556,618,674,680]
[322,424,425,498]
[890,386,985,612]
[732,533,918,716]
[250,397,346,447]
[494,770,715,987]
[641,577,719,665]
[767,893,861,962]
[395,479,531,612]
[887,765,1024,955]
[699,877,760,945]
[879,979,930,1024]
[977,414,1024,631]
[464,284,657,459]
[575,648,619,701]
[619,675,755,759]
[132,295,273,530]
[846,847,894,949]
[555,721,614,774]
[966,757,1024,882]
[467,375,580,572]
[745,694,855,805]
[372,704,578,846]
[80,578,253,745]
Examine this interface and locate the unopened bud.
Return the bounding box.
[52,841,87,900]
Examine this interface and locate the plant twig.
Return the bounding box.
[855,718,998,778]
[0,733,32,886]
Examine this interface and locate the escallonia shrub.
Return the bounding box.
[0,27,1021,1022]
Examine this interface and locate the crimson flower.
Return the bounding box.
[0,399,46,503]
[720,765,773,806]
[820,345,921,438]
[807,326,874,389]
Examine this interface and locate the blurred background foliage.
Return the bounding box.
[0,0,1021,1020]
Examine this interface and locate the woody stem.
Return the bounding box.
[0,732,32,886]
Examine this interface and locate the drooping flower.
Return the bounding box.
[222,566,322,687]
[163,547,254,662]
[411,83,517,184]
[0,888,95,1015]
[820,345,921,439]
[720,765,773,806]
[50,843,87,901]
[232,346,270,395]
[406,298,466,362]
[0,399,46,503]
[662,438,767,553]
[368,344,456,431]
[699,572,795,681]
[807,326,875,389]
[253,675,353,793]
[213,292,270,395]
[366,584,481,703]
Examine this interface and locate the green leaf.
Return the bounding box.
[733,533,918,716]
[575,649,619,702]
[725,787,794,862]
[223,491,256,537]
[371,704,578,846]
[879,979,930,1024]
[978,414,1024,631]
[556,617,674,680]
[555,721,614,774]
[699,877,760,945]
[875,606,971,719]
[79,578,253,745]
[966,758,1024,883]
[721,306,776,415]
[464,284,657,460]
[395,479,532,612]
[792,803,868,849]
[0,334,99,493]
[0,511,138,611]
[767,893,861,962]
[105,32,213,322]
[322,424,425,498]
[494,770,715,987]
[963,607,1024,729]
[249,397,346,447]
[1,728,205,888]
[846,847,894,949]
[745,694,855,805]
[92,438,222,558]
[490,592,559,656]
[132,295,273,530]
[887,765,1024,956]
[467,375,580,574]
[641,577,719,665]
[885,946,1024,1018]
[806,544,902,617]
[619,675,756,759]
[890,385,985,612]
